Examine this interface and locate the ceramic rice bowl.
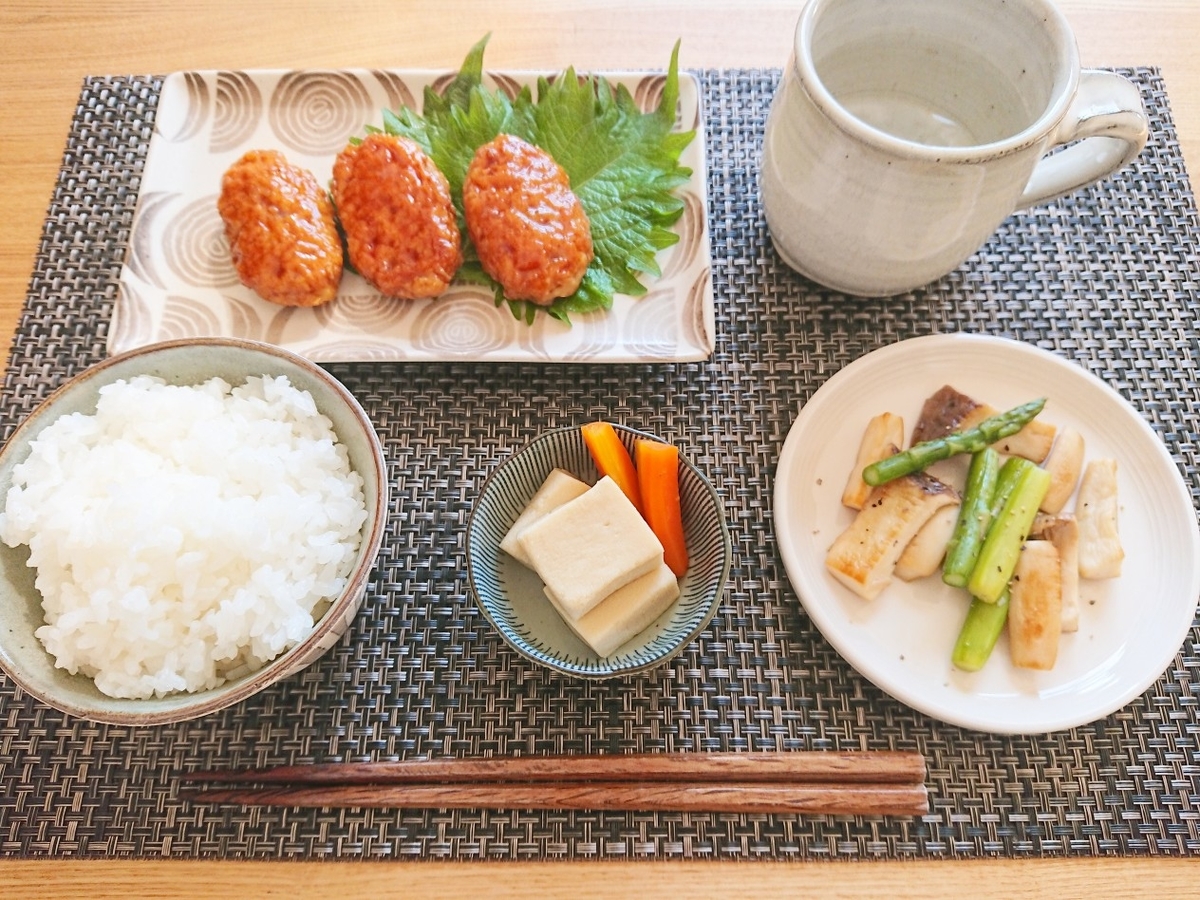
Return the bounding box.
[0,337,388,725]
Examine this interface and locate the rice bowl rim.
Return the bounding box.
[0,336,389,726]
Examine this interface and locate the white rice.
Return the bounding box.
[0,373,368,700]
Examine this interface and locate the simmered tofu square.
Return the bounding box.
[517,475,663,620]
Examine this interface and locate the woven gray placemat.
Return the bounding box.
[0,68,1197,860]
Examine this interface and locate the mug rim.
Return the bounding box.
[794,0,1081,161]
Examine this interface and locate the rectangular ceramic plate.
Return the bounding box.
[112,68,713,363]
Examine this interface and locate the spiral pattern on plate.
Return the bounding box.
[109,281,154,352]
[268,72,374,156]
[622,288,679,358]
[261,305,303,346]
[489,72,524,101]
[412,291,515,356]
[683,268,713,352]
[370,70,417,114]
[224,296,266,339]
[559,305,621,361]
[659,189,705,280]
[311,292,417,333]
[160,294,224,339]
[162,195,237,289]
[155,72,210,144]
[633,73,697,130]
[428,72,458,99]
[306,339,407,362]
[124,191,178,289]
[212,71,262,152]
[633,74,667,115]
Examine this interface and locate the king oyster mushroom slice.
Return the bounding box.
[1030,512,1081,633]
[1039,427,1086,515]
[1007,539,1063,671]
[825,469,959,601]
[895,502,960,582]
[842,412,905,511]
[1076,458,1124,579]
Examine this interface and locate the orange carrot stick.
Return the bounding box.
[581,422,644,514]
[635,438,689,577]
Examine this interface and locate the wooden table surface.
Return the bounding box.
[1,1,1196,896]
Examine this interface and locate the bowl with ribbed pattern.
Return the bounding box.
[466,424,731,678]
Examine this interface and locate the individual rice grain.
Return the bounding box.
[0,374,368,700]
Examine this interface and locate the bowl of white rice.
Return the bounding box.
[0,337,388,725]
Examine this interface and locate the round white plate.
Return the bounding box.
[773,333,1200,734]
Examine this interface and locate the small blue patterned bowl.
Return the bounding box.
[466,424,731,678]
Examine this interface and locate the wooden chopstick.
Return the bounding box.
[181,752,928,817]
[184,780,929,816]
[182,750,925,786]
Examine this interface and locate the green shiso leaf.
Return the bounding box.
[381,35,694,324]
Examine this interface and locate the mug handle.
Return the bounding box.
[1017,70,1149,208]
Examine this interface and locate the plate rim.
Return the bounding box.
[772,332,1200,734]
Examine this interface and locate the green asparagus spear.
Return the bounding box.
[986,454,1028,516]
[862,397,1047,487]
[952,589,1010,671]
[966,459,1051,604]
[941,448,1001,588]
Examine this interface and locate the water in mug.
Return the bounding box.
[839,92,980,146]
[815,32,1042,148]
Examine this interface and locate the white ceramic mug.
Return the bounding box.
[760,0,1149,296]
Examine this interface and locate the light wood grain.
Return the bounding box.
[1,857,1195,899]
[1,1,1196,894]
